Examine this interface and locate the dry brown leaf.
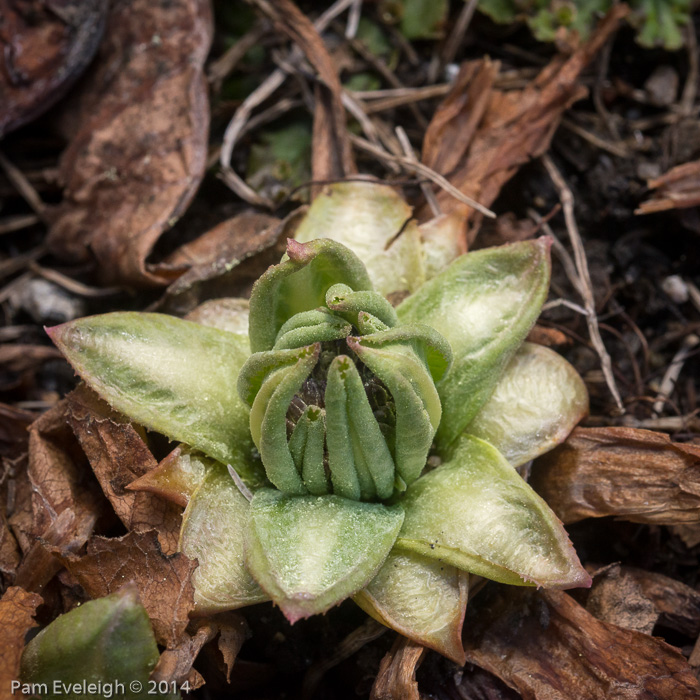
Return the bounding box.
[254,0,355,185]
[636,160,700,214]
[13,508,95,595]
[419,6,628,242]
[464,587,700,700]
[0,510,21,584]
[5,455,34,556]
[0,586,43,696]
[155,211,281,308]
[0,0,107,137]
[26,400,102,544]
[156,207,300,316]
[530,427,700,525]
[370,637,426,700]
[46,0,213,288]
[0,403,34,458]
[151,621,217,689]
[59,529,196,649]
[67,387,183,554]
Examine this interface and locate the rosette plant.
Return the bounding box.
[48,183,590,663]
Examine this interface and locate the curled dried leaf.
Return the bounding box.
[531,427,700,525]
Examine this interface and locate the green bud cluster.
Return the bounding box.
[237,240,452,502]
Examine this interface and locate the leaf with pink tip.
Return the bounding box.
[354,549,468,664]
[396,434,591,589]
[246,489,404,622]
[293,181,426,298]
[47,312,260,478]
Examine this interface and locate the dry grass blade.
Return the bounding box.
[350,133,495,217]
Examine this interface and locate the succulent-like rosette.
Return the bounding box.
[47,182,592,664]
[238,239,452,500]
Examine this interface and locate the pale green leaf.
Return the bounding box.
[185,297,250,337]
[397,239,551,448]
[48,312,256,469]
[466,342,588,467]
[354,549,468,664]
[396,434,591,589]
[246,489,404,622]
[21,586,166,700]
[180,465,268,614]
[293,181,426,298]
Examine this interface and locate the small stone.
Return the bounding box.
[644,65,679,107]
[661,275,689,304]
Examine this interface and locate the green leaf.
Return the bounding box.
[180,464,268,614]
[399,0,449,39]
[48,312,257,470]
[465,342,588,467]
[396,434,591,589]
[397,239,551,448]
[293,182,426,298]
[632,0,689,50]
[248,238,373,352]
[354,549,468,664]
[246,489,404,622]
[21,586,167,700]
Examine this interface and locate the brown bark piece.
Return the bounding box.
[419,6,628,242]
[0,0,107,137]
[464,587,700,700]
[586,564,659,635]
[530,427,700,525]
[0,586,43,697]
[370,637,426,700]
[59,529,196,649]
[66,387,182,554]
[46,0,213,288]
[636,159,700,214]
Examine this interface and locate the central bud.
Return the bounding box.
[237,239,451,502]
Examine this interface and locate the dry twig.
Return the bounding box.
[542,154,624,413]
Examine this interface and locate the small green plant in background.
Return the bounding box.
[387,0,691,50]
[43,182,590,664]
